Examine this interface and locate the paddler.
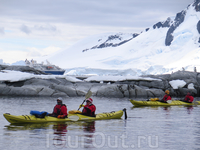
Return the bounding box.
[79,98,96,117]
[48,97,68,118]
[182,92,194,103]
[159,90,171,103]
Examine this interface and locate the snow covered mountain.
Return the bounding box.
[38,0,200,76]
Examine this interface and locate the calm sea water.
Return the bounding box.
[1,96,200,150]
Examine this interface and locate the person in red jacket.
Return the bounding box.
[49,97,68,118]
[79,98,96,117]
[159,90,171,103]
[183,93,194,103]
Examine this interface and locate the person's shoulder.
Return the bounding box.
[61,104,66,107]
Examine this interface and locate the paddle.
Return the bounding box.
[167,100,172,104]
[167,98,189,104]
[78,90,92,110]
[68,115,80,121]
[167,98,176,104]
[123,108,127,120]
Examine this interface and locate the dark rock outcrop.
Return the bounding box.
[82,33,139,52]
[153,18,171,29]
[197,20,200,34]
[193,0,200,11]
[165,11,186,46]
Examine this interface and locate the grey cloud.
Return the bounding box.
[34,24,57,31]
[20,24,31,34]
[0,0,194,30]
[0,27,5,35]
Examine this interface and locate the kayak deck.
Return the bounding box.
[130,100,200,106]
[3,110,123,124]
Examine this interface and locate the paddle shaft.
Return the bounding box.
[78,100,85,111]
[77,90,92,110]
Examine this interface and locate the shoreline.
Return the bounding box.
[0,65,199,98]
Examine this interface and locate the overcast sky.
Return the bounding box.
[0,0,194,64]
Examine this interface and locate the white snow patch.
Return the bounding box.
[169,80,186,89]
[65,76,82,82]
[188,83,195,89]
[0,70,161,83]
[84,75,161,82]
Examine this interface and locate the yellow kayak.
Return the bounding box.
[3,110,124,124]
[130,100,200,106]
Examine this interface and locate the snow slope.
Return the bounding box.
[30,1,200,75]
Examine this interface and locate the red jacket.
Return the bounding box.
[53,104,68,117]
[82,104,96,117]
[162,94,171,102]
[184,95,194,102]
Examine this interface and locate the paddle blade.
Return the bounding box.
[85,90,92,99]
[167,100,172,104]
[123,108,127,120]
[68,115,79,121]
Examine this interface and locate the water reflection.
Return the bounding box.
[82,121,95,148]
[163,106,169,110]
[4,121,97,149]
[4,123,52,131]
[53,123,68,148]
[185,106,193,114]
[83,121,95,132]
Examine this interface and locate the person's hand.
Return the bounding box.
[57,115,64,118]
[79,104,85,109]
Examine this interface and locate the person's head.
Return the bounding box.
[165,90,170,95]
[57,97,63,105]
[86,98,93,105]
[187,92,191,96]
